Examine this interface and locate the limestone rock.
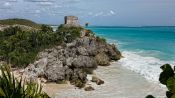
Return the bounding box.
[24,58,48,81]
[45,61,66,82]
[91,76,104,85]
[95,52,110,66]
[40,78,47,83]
[106,44,121,60]
[23,34,121,88]
[84,86,95,91]
[72,56,97,68]
[70,69,87,88]
[77,47,88,56]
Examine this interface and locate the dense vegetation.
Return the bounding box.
[0,18,41,29]
[146,64,175,98]
[0,24,82,67]
[56,24,83,43]
[0,64,50,98]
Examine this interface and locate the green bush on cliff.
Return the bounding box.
[0,26,22,38]
[0,64,50,98]
[0,18,41,29]
[146,64,175,98]
[0,26,62,67]
[96,36,106,43]
[0,24,82,67]
[40,24,53,33]
[56,25,83,43]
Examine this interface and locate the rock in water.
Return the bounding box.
[106,44,121,60]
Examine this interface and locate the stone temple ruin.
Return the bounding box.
[64,16,92,37]
[64,16,80,27]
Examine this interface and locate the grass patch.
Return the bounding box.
[0,18,41,29]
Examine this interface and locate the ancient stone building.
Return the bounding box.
[64,16,80,27]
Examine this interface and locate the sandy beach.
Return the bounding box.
[43,62,166,98]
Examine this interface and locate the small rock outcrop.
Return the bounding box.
[84,86,95,91]
[91,76,104,85]
[95,52,110,66]
[24,36,121,87]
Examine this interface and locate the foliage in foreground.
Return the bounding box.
[146,64,175,98]
[145,95,155,98]
[0,64,50,98]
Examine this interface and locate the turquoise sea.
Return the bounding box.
[87,26,175,82]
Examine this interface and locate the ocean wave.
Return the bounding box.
[118,51,175,83]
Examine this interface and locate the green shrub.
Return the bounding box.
[145,95,155,98]
[0,64,50,98]
[0,25,83,67]
[56,25,83,43]
[146,64,175,98]
[0,26,22,38]
[0,26,63,67]
[84,29,95,36]
[40,25,53,33]
[96,36,106,43]
[0,18,41,29]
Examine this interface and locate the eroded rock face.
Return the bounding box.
[72,56,97,68]
[24,36,121,87]
[45,60,66,82]
[95,52,110,66]
[24,58,47,81]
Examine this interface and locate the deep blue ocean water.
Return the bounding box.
[87,26,175,61]
[87,26,175,82]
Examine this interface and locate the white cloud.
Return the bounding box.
[110,10,115,15]
[0,2,12,9]
[93,10,116,17]
[4,2,11,7]
[94,11,104,17]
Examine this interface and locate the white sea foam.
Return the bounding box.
[119,51,175,83]
[107,39,128,48]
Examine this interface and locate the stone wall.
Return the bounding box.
[64,16,80,27]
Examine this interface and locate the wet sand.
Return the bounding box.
[43,62,166,98]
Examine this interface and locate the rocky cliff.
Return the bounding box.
[24,35,121,88]
[0,18,121,89]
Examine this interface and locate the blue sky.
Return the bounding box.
[0,0,175,26]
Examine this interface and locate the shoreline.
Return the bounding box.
[43,62,166,98]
